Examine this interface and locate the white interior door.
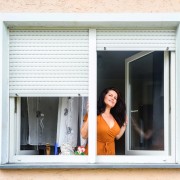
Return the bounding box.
[125,51,169,155]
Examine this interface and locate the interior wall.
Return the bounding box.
[1,0,180,179]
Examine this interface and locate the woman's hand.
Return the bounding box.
[116,115,128,140]
[80,99,89,139]
[123,115,128,127]
[86,100,89,113]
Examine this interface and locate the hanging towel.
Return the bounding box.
[56,97,79,147]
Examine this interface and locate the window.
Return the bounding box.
[125,51,166,154]
[17,97,87,155]
[0,14,180,167]
[9,30,175,164]
[97,51,167,155]
[8,29,89,163]
[96,50,175,163]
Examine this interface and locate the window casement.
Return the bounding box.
[1,14,180,167]
[96,29,176,164]
[9,29,89,163]
[96,50,175,163]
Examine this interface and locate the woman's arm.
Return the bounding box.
[116,115,128,140]
[116,123,127,140]
[80,115,88,139]
[80,101,89,139]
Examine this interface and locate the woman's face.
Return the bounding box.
[104,90,118,108]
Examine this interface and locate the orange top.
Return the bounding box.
[83,114,121,155]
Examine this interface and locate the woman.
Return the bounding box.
[81,87,128,155]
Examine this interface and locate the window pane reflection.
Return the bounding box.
[129,52,164,150]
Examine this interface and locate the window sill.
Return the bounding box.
[1,163,180,169]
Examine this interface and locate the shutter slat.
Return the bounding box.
[10,62,88,67]
[10,82,88,86]
[10,36,88,40]
[9,42,88,46]
[10,30,88,36]
[10,47,88,51]
[10,78,87,82]
[10,51,88,55]
[9,90,88,97]
[10,67,88,71]
[9,55,88,59]
[9,74,88,78]
[9,58,88,63]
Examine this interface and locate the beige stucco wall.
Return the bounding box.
[0,168,180,180]
[0,0,180,12]
[1,0,180,179]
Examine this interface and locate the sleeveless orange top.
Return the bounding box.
[84,114,121,155]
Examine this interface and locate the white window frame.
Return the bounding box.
[96,51,175,164]
[0,13,180,167]
[125,51,170,156]
[9,97,89,163]
[9,49,175,164]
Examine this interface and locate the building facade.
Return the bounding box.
[1,0,180,179]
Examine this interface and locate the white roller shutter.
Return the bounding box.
[9,29,89,97]
[97,29,176,51]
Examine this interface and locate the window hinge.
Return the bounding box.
[14,97,17,113]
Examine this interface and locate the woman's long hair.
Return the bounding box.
[97,87,126,127]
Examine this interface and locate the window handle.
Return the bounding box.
[131,110,138,113]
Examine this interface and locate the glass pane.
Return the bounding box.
[129,52,164,151]
[20,97,88,155]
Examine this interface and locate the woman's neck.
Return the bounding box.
[103,107,111,115]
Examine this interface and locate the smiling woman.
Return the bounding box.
[80,87,127,155]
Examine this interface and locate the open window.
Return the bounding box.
[125,51,169,155]
[97,50,175,163]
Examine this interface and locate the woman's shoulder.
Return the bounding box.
[84,114,102,121]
